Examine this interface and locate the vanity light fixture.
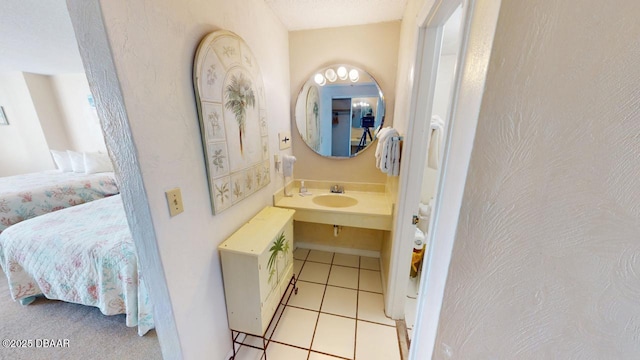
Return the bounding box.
[314,73,326,86]
[325,68,337,82]
[337,66,348,80]
[314,66,360,86]
[349,69,359,82]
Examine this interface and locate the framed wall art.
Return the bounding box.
[193,30,269,214]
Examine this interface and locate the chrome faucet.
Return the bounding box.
[330,184,345,194]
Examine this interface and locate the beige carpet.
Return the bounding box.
[0,268,162,360]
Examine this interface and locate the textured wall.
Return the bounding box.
[69,0,290,358]
[435,1,640,358]
[289,21,400,183]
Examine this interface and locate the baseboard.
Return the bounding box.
[295,242,380,258]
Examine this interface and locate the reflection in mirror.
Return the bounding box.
[295,64,385,158]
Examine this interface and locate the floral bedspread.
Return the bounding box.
[0,195,153,336]
[0,170,119,233]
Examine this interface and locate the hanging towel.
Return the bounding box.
[375,127,393,169]
[282,155,296,177]
[428,115,444,169]
[377,127,400,175]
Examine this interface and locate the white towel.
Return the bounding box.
[417,201,432,234]
[380,129,399,175]
[428,115,444,169]
[282,155,296,177]
[375,127,400,176]
[375,127,393,169]
[389,135,400,176]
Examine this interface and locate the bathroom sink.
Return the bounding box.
[312,194,358,208]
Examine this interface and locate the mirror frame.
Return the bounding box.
[294,64,385,159]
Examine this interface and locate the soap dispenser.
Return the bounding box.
[299,181,307,194]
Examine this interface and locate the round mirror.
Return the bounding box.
[295,64,385,158]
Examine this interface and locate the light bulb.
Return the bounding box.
[314,73,326,86]
[349,69,359,82]
[337,66,348,80]
[325,68,337,82]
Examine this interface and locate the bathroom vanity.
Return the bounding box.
[273,180,392,231]
[218,206,296,336]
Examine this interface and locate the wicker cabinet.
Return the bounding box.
[218,206,295,336]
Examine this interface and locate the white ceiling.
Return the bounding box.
[0,0,84,75]
[264,0,408,31]
[0,0,461,75]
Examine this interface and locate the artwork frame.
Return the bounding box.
[193,30,269,215]
[0,106,8,125]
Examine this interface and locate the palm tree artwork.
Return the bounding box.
[267,232,290,284]
[224,72,256,155]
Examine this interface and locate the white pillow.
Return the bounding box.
[67,150,86,173]
[83,152,114,174]
[50,150,73,172]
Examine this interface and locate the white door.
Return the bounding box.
[383,0,503,359]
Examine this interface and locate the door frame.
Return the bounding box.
[384,0,503,358]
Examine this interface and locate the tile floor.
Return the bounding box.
[232,249,401,360]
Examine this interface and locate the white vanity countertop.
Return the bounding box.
[273,180,393,231]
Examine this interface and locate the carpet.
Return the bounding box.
[0,268,163,360]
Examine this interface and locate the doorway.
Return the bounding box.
[384,0,503,359]
[404,5,463,341]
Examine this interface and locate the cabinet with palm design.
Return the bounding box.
[218,206,295,336]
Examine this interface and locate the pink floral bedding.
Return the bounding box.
[0,170,119,233]
[0,195,153,335]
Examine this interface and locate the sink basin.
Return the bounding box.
[312,194,358,208]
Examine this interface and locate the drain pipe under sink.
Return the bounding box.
[333,225,341,237]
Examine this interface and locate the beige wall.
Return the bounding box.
[435,1,640,358]
[23,73,73,152]
[0,72,55,176]
[289,21,401,183]
[51,73,107,153]
[294,221,383,253]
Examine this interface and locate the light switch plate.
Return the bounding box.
[165,188,184,217]
[278,131,292,149]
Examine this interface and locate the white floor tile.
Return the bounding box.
[311,313,356,359]
[287,281,325,311]
[321,286,357,318]
[333,253,360,268]
[232,344,263,360]
[308,352,345,359]
[404,296,417,329]
[265,303,285,339]
[359,269,382,293]
[294,259,304,278]
[234,338,309,360]
[307,250,334,264]
[270,307,318,349]
[327,265,359,289]
[356,321,400,360]
[360,256,380,270]
[358,291,395,326]
[294,248,309,260]
[266,342,309,360]
[298,262,331,284]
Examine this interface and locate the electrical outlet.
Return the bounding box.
[165,188,184,217]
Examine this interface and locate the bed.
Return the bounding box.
[0,170,119,233]
[0,194,153,336]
